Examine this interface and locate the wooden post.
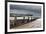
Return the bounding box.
[28,16,29,22]
[13,16,16,26]
[27,16,29,22]
[23,16,25,23]
[31,16,32,22]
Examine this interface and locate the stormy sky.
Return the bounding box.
[10,4,41,17]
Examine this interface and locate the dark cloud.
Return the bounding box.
[10,4,41,17]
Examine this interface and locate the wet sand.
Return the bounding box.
[12,19,41,29]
